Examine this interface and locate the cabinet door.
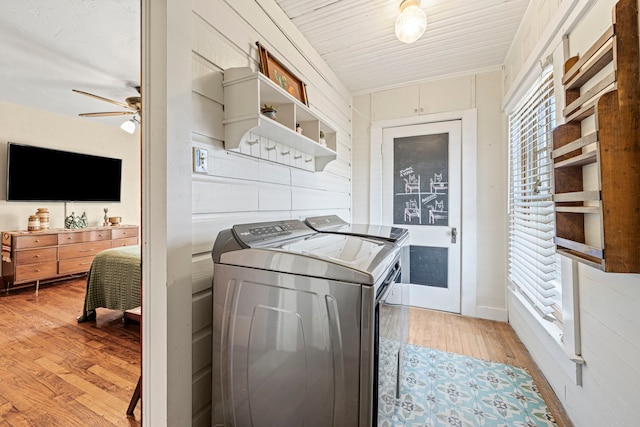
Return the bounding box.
[418,76,473,115]
[371,85,420,121]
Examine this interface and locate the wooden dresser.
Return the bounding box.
[1,225,138,291]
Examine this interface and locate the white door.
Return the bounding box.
[381,121,462,313]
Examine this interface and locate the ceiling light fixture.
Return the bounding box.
[395,0,427,44]
[120,115,140,134]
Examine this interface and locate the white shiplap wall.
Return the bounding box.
[504,0,640,426]
[502,0,563,97]
[189,1,352,425]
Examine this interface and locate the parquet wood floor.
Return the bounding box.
[0,278,141,426]
[407,307,574,427]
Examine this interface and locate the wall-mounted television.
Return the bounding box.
[6,142,122,202]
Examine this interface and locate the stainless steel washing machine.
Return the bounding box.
[212,219,403,427]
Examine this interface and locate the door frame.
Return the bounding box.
[382,121,462,313]
[370,109,478,317]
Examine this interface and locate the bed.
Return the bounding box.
[77,245,141,322]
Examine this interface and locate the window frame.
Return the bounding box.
[508,65,562,325]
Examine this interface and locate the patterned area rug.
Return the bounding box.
[378,340,557,426]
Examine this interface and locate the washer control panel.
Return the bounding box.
[232,220,314,247]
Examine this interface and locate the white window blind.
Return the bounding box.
[508,66,562,323]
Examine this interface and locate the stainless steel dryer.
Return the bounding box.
[305,214,410,283]
[304,214,409,246]
[212,219,402,427]
[305,214,411,416]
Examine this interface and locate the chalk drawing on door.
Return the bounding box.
[393,133,449,226]
[404,173,420,193]
[428,199,447,224]
[404,199,421,223]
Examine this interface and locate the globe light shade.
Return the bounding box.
[120,118,136,134]
[395,0,427,44]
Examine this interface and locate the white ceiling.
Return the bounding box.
[0,0,529,126]
[0,0,140,127]
[276,0,530,94]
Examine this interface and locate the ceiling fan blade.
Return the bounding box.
[79,111,135,117]
[72,89,135,110]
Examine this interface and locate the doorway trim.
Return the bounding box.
[370,109,477,317]
[142,0,193,425]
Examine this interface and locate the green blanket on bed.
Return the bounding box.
[77,245,141,322]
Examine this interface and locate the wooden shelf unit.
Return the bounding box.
[222,67,337,172]
[1,225,139,291]
[552,0,640,272]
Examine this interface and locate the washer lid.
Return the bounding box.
[218,232,400,285]
[305,215,409,244]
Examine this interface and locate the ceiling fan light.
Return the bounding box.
[120,118,136,134]
[395,0,427,44]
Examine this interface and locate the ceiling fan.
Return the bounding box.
[72,86,141,133]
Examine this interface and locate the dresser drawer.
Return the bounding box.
[111,227,138,240]
[59,241,111,260]
[59,256,95,275]
[58,230,111,245]
[15,247,58,265]
[15,261,58,282]
[112,237,138,248]
[13,234,58,249]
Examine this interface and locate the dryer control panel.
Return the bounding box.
[305,214,348,231]
[232,220,314,247]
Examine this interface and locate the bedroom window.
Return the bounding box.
[508,65,562,324]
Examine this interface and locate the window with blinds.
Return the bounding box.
[508,65,562,324]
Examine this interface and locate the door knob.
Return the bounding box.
[451,227,457,244]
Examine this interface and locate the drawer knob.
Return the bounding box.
[35,255,40,258]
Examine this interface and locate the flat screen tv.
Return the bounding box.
[6,142,122,202]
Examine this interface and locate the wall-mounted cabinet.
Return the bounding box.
[222,67,337,172]
[552,0,640,272]
[371,76,474,121]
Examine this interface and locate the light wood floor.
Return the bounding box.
[0,278,141,426]
[0,278,572,427]
[407,307,573,427]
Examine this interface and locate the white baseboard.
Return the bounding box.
[475,305,508,322]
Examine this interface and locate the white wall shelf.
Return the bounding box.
[222,67,337,172]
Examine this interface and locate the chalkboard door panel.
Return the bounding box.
[392,133,448,226]
[381,121,461,313]
[409,246,448,288]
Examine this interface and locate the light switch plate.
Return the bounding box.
[193,147,208,173]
